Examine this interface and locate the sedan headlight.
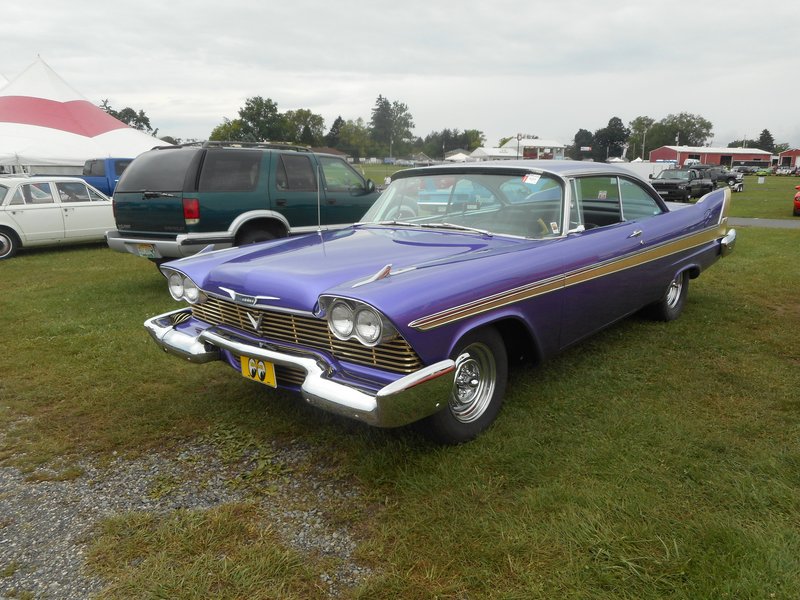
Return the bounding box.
[355,308,382,345]
[163,269,206,305]
[320,296,396,347]
[330,301,354,338]
[167,271,184,300]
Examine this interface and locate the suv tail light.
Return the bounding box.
[183,198,200,225]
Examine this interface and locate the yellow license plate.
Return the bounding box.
[240,356,276,388]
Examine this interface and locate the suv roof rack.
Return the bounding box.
[202,140,311,152]
[150,140,312,153]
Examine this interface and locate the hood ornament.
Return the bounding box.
[219,286,279,306]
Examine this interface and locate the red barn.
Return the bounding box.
[648,146,772,167]
[778,149,800,168]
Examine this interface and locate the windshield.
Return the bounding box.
[655,169,689,180]
[360,171,565,238]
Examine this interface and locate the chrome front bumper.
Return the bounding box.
[144,309,455,428]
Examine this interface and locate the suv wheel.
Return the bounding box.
[237,229,277,246]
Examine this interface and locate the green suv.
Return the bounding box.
[106,142,378,262]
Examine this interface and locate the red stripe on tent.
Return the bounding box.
[0,96,128,137]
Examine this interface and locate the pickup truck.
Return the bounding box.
[649,168,714,202]
[691,164,744,192]
[80,158,133,195]
[106,143,379,263]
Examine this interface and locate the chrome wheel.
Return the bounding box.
[665,274,684,310]
[450,343,497,424]
[0,231,18,259]
[645,271,689,322]
[420,328,508,444]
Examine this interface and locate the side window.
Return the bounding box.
[571,176,621,228]
[9,187,25,205]
[83,160,104,177]
[88,187,107,202]
[198,150,261,192]
[319,156,364,193]
[620,178,663,220]
[56,182,91,202]
[114,160,132,176]
[276,155,317,191]
[24,183,55,204]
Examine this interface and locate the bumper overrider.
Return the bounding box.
[144,309,455,428]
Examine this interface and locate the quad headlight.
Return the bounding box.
[322,297,396,347]
[164,269,206,304]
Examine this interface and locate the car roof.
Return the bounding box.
[392,159,650,181]
[0,175,94,184]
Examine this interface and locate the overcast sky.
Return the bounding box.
[2,0,798,151]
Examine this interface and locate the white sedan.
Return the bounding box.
[0,176,114,259]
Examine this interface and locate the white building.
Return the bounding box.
[471,137,566,161]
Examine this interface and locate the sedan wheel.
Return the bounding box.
[645,271,689,321]
[420,328,508,444]
[0,230,19,259]
[450,343,497,424]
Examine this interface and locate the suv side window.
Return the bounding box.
[198,150,261,192]
[319,156,365,193]
[276,155,317,191]
[84,160,104,177]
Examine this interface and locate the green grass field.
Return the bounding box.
[1,225,799,597]
[727,174,799,219]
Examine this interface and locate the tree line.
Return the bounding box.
[571,114,785,162]
[101,98,787,161]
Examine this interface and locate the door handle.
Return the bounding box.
[275,199,287,207]
[628,229,643,238]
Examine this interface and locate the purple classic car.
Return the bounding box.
[145,161,736,444]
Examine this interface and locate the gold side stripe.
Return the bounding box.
[409,224,725,331]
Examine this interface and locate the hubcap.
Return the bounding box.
[450,343,496,423]
[666,274,683,309]
[0,234,11,258]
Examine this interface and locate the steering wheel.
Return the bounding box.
[385,204,417,220]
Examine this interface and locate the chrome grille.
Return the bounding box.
[192,296,422,374]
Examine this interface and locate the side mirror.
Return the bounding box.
[648,174,653,179]
[365,179,375,193]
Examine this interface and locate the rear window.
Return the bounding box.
[198,150,261,192]
[114,159,133,176]
[116,149,199,192]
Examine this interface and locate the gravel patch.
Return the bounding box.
[0,440,370,599]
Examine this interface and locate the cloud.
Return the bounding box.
[2,0,798,147]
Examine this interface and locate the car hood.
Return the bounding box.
[169,226,531,312]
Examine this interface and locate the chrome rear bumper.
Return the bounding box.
[144,309,454,428]
[721,228,736,257]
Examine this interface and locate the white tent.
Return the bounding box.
[0,57,167,168]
